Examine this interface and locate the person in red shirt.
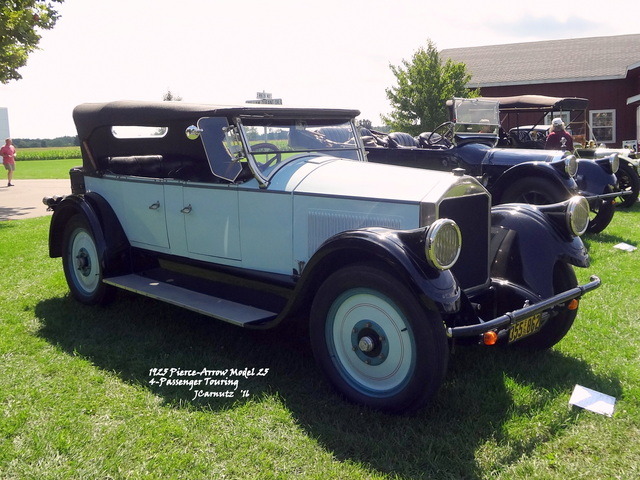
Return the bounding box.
[1,138,17,186]
[545,118,574,151]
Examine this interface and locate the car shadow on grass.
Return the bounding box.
[35,291,621,480]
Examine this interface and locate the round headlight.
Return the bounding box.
[609,153,619,174]
[564,154,578,177]
[425,219,462,270]
[566,196,590,237]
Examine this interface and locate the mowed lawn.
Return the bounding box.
[12,158,82,179]
[1,169,639,478]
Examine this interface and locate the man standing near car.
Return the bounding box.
[1,138,16,186]
[545,118,574,151]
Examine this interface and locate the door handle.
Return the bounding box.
[148,201,160,210]
[181,204,192,214]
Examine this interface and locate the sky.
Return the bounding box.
[1,0,639,139]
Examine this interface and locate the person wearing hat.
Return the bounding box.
[545,118,574,151]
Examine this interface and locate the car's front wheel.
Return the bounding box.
[512,263,578,350]
[500,177,567,205]
[309,264,449,413]
[614,161,640,208]
[585,197,615,233]
[62,215,115,305]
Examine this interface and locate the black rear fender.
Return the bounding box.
[49,193,130,275]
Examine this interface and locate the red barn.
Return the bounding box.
[441,34,640,149]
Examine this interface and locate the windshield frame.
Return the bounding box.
[452,97,501,137]
[235,116,366,187]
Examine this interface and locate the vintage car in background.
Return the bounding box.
[495,94,639,209]
[508,124,639,208]
[575,146,639,207]
[45,101,600,412]
[364,97,624,233]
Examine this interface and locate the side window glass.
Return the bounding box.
[197,117,245,182]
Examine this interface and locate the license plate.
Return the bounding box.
[508,313,542,343]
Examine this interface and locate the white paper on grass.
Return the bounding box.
[569,385,616,417]
[613,242,637,252]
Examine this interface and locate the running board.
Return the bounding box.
[103,274,278,326]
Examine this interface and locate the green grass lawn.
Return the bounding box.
[14,159,82,179]
[1,206,639,479]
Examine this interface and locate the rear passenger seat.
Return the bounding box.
[103,155,216,182]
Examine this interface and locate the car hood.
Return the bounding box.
[289,157,484,203]
[484,148,566,166]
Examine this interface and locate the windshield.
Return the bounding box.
[453,98,500,135]
[239,118,363,176]
[197,115,364,186]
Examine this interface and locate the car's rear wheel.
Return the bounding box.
[309,264,449,412]
[62,215,115,305]
[512,263,578,350]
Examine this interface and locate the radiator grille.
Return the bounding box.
[308,210,402,256]
[439,193,490,291]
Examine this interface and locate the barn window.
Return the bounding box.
[589,110,615,144]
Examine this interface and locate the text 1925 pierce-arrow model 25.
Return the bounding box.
[364,97,623,233]
[45,101,600,412]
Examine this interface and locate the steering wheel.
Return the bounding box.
[251,143,282,169]
[426,122,455,147]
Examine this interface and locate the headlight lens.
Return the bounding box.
[425,219,462,270]
[566,196,590,236]
[609,153,619,174]
[564,154,578,177]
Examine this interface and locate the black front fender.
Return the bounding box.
[489,162,577,204]
[287,228,461,319]
[575,157,617,196]
[490,204,589,298]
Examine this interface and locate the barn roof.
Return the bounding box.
[441,34,640,87]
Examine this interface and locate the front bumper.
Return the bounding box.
[583,191,632,201]
[446,275,601,338]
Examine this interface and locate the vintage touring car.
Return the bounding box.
[493,94,639,209]
[45,101,600,412]
[364,97,624,233]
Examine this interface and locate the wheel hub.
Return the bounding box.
[351,320,389,366]
[75,248,91,276]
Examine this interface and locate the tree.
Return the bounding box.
[356,118,373,130]
[383,39,477,136]
[0,0,64,83]
[162,89,182,101]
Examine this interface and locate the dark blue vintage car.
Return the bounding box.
[494,94,639,209]
[364,97,623,233]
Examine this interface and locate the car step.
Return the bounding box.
[103,274,278,326]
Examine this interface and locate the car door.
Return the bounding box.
[182,183,242,260]
[87,176,170,250]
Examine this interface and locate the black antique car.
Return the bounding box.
[496,94,639,208]
[44,100,600,412]
[364,97,624,233]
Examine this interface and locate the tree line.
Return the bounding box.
[13,136,79,148]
